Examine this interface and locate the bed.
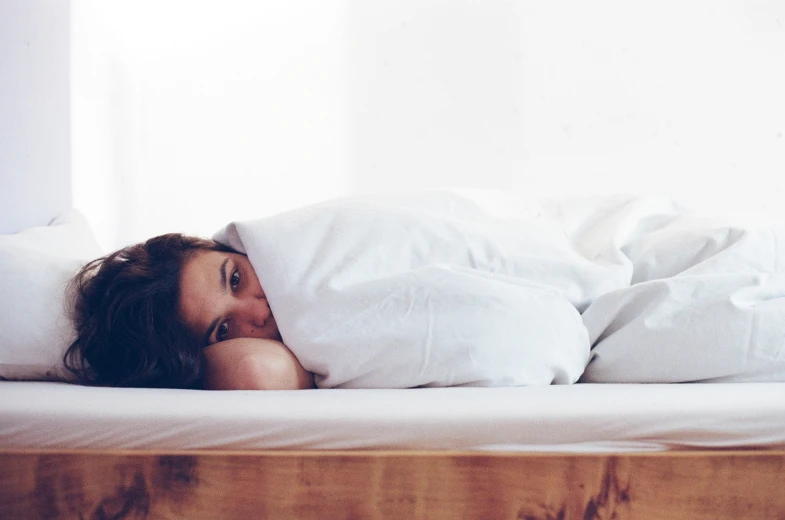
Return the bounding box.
[1,381,784,518]
[2,197,785,519]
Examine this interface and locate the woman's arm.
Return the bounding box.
[203,338,315,390]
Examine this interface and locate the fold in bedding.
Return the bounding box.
[213,191,785,387]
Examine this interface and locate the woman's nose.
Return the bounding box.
[238,296,271,329]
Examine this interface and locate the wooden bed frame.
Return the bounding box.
[2,449,784,519]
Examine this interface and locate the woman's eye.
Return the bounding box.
[230,269,240,290]
[217,322,229,341]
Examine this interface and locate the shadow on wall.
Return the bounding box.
[0,1,71,234]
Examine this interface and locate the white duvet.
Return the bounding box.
[213,191,785,388]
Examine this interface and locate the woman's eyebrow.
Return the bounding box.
[219,258,229,291]
[203,258,230,346]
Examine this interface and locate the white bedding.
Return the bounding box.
[1,381,783,452]
[214,191,785,387]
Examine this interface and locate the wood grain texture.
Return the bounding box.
[1,450,784,519]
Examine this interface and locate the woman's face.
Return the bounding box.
[178,250,281,346]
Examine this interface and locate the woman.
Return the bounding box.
[65,233,315,390]
[68,193,785,389]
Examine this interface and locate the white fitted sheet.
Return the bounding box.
[1,381,783,452]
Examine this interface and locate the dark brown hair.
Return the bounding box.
[64,233,237,388]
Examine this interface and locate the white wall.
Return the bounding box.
[71,1,785,249]
[72,1,349,249]
[346,2,526,193]
[0,0,71,234]
[516,0,785,215]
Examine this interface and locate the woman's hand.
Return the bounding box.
[203,338,315,390]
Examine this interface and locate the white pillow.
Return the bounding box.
[0,210,103,381]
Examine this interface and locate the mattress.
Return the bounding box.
[1,381,784,452]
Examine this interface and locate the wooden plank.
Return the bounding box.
[1,450,784,519]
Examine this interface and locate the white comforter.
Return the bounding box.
[213,191,785,388]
